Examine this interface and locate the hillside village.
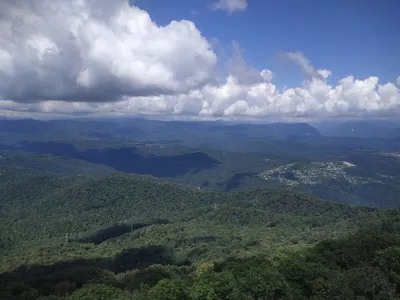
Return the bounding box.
[258,161,366,186]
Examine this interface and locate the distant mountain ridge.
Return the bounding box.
[0,118,322,142]
[315,120,400,139]
[0,142,221,177]
[5,118,400,141]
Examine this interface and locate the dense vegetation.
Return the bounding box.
[1,118,400,298]
[1,171,399,299]
[2,118,400,208]
[0,151,114,176]
[2,140,400,208]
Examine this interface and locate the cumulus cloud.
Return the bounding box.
[226,41,272,84]
[0,1,399,120]
[397,76,400,86]
[0,0,217,102]
[316,69,332,80]
[211,0,248,13]
[284,52,331,81]
[3,71,399,119]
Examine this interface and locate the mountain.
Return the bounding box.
[0,151,114,176]
[315,120,400,139]
[2,138,400,208]
[0,142,221,177]
[1,172,399,299]
[0,118,322,144]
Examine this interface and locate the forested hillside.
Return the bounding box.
[3,144,400,208]
[1,172,399,299]
[2,118,400,209]
[0,151,114,176]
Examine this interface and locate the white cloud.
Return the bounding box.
[3,72,399,119]
[260,70,273,82]
[0,0,217,102]
[211,0,248,13]
[397,76,400,86]
[317,69,332,80]
[285,52,332,81]
[226,41,272,84]
[284,52,319,79]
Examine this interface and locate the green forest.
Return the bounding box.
[1,171,400,299]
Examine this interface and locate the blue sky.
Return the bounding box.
[135,0,400,87]
[0,0,399,119]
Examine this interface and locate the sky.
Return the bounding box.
[0,0,399,120]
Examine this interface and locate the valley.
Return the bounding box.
[2,132,400,207]
[1,118,400,299]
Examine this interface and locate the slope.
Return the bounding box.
[0,172,399,299]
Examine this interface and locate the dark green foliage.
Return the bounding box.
[130,229,400,299]
[64,284,132,300]
[77,220,169,245]
[0,142,221,177]
[0,151,114,176]
[1,171,399,299]
[3,122,400,208]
